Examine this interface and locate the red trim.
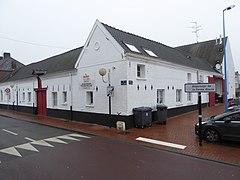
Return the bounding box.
[208,76,215,106]
[34,76,47,116]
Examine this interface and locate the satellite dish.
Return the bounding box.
[215,63,221,70]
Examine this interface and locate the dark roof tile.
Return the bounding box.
[3,47,83,82]
[102,23,216,72]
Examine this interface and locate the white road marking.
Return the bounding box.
[136,137,187,150]
[0,133,91,158]
[68,133,90,139]
[25,137,36,142]
[0,147,22,157]
[57,135,80,141]
[2,129,18,136]
[16,143,39,152]
[31,140,54,147]
[45,137,68,144]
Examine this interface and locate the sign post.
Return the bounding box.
[185,83,216,146]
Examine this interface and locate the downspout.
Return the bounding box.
[70,73,73,120]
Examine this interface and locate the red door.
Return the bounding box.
[35,89,47,115]
[208,77,215,107]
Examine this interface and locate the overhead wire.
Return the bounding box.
[0,35,69,49]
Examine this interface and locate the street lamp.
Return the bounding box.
[99,68,114,128]
[223,5,235,112]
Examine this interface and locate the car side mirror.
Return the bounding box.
[224,117,231,123]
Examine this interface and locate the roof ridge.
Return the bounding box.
[176,37,226,48]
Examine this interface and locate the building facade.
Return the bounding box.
[0,20,233,129]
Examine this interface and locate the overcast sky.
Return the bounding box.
[0,0,239,71]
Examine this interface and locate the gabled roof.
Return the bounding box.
[2,47,83,82]
[176,38,225,67]
[102,23,216,73]
[0,56,24,70]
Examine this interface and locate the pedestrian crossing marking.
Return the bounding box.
[68,133,90,139]
[45,137,68,144]
[0,133,91,158]
[30,140,54,147]
[57,135,80,141]
[16,143,39,152]
[0,147,22,157]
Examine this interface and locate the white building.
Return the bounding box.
[0,20,234,129]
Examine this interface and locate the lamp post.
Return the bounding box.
[223,5,235,112]
[99,68,114,128]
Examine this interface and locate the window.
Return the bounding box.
[52,92,58,106]
[176,89,182,103]
[157,89,165,104]
[143,48,158,57]
[86,91,94,106]
[0,90,3,101]
[187,92,192,102]
[187,73,191,82]
[28,92,31,102]
[199,75,204,83]
[124,43,140,53]
[137,64,146,78]
[6,93,11,102]
[22,92,25,102]
[62,91,67,103]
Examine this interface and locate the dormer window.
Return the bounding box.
[124,43,140,53]
[143,48,158,57]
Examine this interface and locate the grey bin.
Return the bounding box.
[133,107,152,129]
[156,104,168,124]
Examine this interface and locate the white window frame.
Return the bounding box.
[22,92,25,102]
[187,73,191,82]
[52,92,58,107]
[28,92,31,103]
[157,89,165,104]
[0,90,3,102]
[199,75,204,83]
[176,89,182,103]
[62,91,67,104]
[124,43,140,53]
[143,48,158,57]
[137,64,146,78]
[187,92,192,102]
[86,91,94,106]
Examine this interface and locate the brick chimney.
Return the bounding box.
[3,52,11,59]
[12,60,17,69]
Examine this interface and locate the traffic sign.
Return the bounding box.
[184,83,216,93]
[5,88,10,93]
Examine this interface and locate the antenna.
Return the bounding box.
[188,22,203,43]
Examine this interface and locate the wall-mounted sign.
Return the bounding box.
[83,74,90,82]
[5,88,10,93]
[184,83,216,93]
[81,82,93,89]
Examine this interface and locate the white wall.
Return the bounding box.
[125,56,214,115]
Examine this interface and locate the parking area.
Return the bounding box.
[0,104,239,166]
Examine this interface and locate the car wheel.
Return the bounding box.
[204,129,220,142]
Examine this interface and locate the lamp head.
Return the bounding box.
[99,68,107,76]
[224,5,235,11]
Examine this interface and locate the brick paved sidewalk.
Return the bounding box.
[0,104,239,166]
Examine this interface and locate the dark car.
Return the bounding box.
[228,98,240,107]
[195,110,240,142]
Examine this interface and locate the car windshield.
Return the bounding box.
[213,111,233,120]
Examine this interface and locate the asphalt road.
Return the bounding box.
[0,115,240,180]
